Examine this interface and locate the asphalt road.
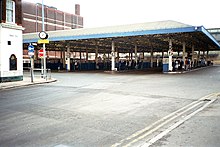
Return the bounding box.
[0,66,220,147]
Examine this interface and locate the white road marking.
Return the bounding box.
[141,98,217,147]
[111,93,219,147]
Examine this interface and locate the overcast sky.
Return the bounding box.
[24,0,220,29]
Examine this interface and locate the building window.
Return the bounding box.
[6,0,15,23]
[9,54,17,70]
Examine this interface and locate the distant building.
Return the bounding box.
[207,28,220,64]
[0,0,24,82]
[22,1,83,33]
[208,28,220,44]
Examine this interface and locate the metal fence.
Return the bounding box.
[24,68,52,81]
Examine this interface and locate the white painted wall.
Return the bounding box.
[0,25,23,78]
[0,26,1,73]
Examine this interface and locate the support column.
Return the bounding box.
[103,49,106,62]
[80,51,82,60]
[66,44,71,71]
[95,45,99,69]
[198,49,200,58]
[117,48,119,59]
[182,42,186,69]
[111,41,115,71]
[161,49,164,70]
[62,49,66,69]
[103,52,107,70]
[198,49,200,67]
[86,48,88,62]
[95,46,98,62]
[192,45,195,68]
[156,55,159,67]
[135,44,138,64]
[206,50,209,60]
[60,50,62,70]
[150,48,154,68]
[79,49,82,70]
[54,51,57,59]
[168,39,173,71]
[207,49,209,65]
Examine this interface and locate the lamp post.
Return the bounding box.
[42,0,46,78]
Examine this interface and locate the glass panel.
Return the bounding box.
[6,10,12,22]
[6,0,13,10]
[6,0,15,23]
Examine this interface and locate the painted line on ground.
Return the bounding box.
[141,98,217,147]
[111,93,218,147]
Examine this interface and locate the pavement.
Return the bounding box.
[0,73,57,90]
[163,65,213,74]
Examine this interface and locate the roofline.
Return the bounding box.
[23,26,197,43]
[207,28,220,30]
[23,22,220,49]
[198,26,220,48]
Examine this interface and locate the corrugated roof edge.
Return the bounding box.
[23,20,194,43]
[23,26,197,43]
[23,20,220,49]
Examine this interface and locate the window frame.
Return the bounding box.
[6,0,15,23]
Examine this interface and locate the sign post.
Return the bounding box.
[38,31,49,79]
[40,0,48,79]
[38,48,44,77]
[28,44,34,82]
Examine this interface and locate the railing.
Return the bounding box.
[33,68,51,80]
[24,68,52,81]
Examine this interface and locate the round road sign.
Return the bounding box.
[38,49,44,58]
[28,45,34,57]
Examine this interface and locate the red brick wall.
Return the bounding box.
[22,1,83,33]
[23,21,36,33]
[75,4,80,15]
[15,0,22,25]
[78,16,83,26]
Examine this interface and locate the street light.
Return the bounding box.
[41,0,46,78]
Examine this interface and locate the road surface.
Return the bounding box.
[0,66,220,147]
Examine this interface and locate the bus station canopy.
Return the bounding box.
[23,20,220,53]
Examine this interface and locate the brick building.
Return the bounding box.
[22,1,83,33]
[0,0,22,25]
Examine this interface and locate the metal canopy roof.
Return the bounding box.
[23,20,220,53]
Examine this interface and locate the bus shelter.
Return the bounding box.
[23,20,220,72]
